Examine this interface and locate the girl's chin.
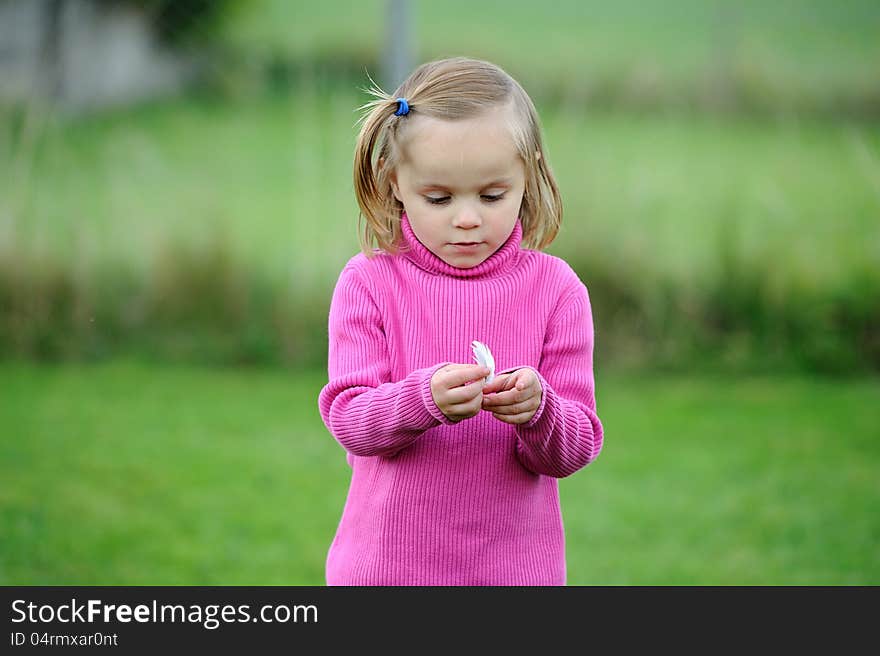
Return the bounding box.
[442,255,487,269]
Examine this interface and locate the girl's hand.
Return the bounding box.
[431,364,491,423]
[481,368,543,425]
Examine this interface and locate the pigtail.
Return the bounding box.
[353,77,408,255]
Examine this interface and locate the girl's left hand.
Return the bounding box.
[481,368,543,425]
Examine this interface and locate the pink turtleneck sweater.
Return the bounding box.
[317,214,604,585]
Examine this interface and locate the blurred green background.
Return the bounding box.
[1,0,878,585]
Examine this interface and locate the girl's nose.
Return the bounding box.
[452,206,481,229]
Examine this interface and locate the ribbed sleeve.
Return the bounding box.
[317,265,449,457]
[510,283,604,478]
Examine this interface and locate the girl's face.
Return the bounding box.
[389,105,526,269]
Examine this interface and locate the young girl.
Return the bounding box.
[317,57,604,585]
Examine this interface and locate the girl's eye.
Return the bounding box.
[424,194,505,205]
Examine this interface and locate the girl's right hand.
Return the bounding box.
[430,364,491,423]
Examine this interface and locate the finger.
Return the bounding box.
[485,398,538,416]
[482,387,529,407]
[444,382,484,405]
[511,368,538,391]
[440,365,491,388]
[492,411,535,425]
[484,368,535,394]
[444,397,483,417]
[480,373,515,394]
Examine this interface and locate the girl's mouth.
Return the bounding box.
[450,242,483,252]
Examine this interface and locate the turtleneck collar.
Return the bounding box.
[398,212,524,279]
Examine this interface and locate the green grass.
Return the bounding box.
[222,0,880,114]
[1,361,877,584]
[4,91,877,287]
[1,360,340,584]
[2,87,878,370]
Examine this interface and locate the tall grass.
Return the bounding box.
[219,0,880,119]
[1,86,878,372]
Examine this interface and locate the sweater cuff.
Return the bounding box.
[524,367,551,428]
[420,362,457,426]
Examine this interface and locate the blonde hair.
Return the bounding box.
[353,56,563,255]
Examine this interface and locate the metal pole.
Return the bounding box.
[382,0,414,92]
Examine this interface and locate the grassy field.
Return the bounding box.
[223,0,880,114]
[3,89,877,369]
[2,360,877,585]
[4,90,877,288]
[2,3,878,370]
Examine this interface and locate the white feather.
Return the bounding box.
[471,340,496,383]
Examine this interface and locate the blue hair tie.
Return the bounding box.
[394,97,410,116]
